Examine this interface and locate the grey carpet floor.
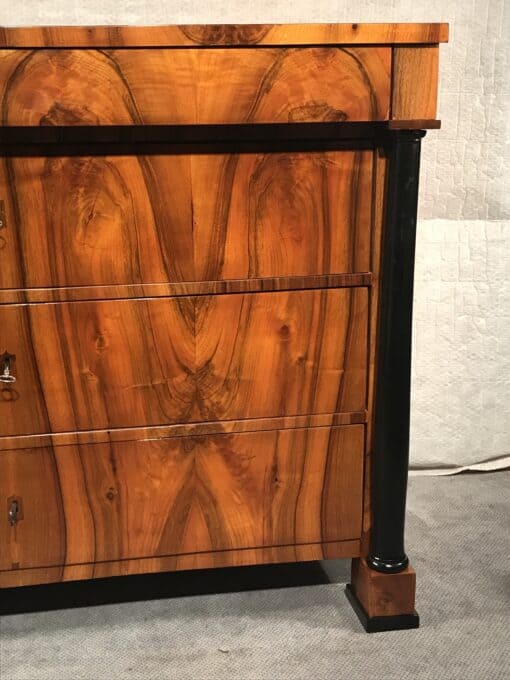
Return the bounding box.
[1,472,509,680]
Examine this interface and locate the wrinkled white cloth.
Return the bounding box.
[411,220,510,471]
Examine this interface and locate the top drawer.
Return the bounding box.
[0,47,390,125]
[0,148,373,293]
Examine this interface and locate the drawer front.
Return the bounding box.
[0,48,390,125]
[0,150,372,290]
[0,288,367,437]
[0,424,364,571]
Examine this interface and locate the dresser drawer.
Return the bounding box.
[0,424,364,572]
[0,47,390,125]
[0,150,372,291]
[0,288,367,437]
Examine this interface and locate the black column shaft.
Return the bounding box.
[368,129,425,574]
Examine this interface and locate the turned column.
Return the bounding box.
[346,129,424,632]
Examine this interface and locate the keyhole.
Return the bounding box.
[7,497,22,526]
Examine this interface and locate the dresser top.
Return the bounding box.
[0,23,448,48]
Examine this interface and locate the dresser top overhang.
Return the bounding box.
[0,22,449,48]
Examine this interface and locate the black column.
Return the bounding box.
[368,129,425,574]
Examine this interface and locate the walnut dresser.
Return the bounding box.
[0,23,448,632]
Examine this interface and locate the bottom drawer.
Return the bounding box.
[0,424,364,573]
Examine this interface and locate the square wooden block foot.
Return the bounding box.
[346,558,419,632]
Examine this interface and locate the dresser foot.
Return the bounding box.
[345,558,419,632]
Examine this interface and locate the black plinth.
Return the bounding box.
[345,585,420,633]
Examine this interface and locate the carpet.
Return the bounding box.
[0,472,508,680]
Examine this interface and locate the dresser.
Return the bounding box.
[0,22,447,632]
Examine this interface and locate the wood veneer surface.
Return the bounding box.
[0,289,368,437]
[0,539,361,588]
[0,48,390,126]
[0,150,372,289]
[0,274,372,305]
[0,411,367,452]
[0,23,449,48]
[391,47,439,121]
[0,22,447,590]
[0,425,364,571]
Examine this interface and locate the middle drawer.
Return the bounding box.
[0,288,367,437]
[0,149,372,290]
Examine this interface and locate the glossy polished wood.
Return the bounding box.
[0,539,361,588]
[0,23,446,607]
[0,424,364,571]
[0,288,368,437]
[350,558,416,617]
[362,147,388,554]
[0,412,367,452]
[0,274,372,305]
[0,23,449,48]
[0,48,390,126]
[0,150,373,290]
[392,47,440,122]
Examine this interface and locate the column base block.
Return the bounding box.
[346,557,419,632]
[345,584,419,632]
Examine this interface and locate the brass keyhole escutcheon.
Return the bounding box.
[0,352,16,384]
[8,496,23,526]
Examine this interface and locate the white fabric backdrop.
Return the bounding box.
[0,1,509,471]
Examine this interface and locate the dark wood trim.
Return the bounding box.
[0,123,383,149]
[0,123,443,150]
[368,129,424,573]
[0,559,342,616]
[388,119,440,129]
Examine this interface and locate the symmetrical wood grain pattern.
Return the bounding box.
[0,539,361,588]
[0,23,446,597]
[0,274,372,305]
[350,558,417,617]
[0,289,368,437]
[0,150,373,290]
[0,412,367,452]
[0,23,449,48]
[0,48,390,126]
[0,424,364,571]
[391,47,440,122]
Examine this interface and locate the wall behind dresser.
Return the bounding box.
[0,1,508,472]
